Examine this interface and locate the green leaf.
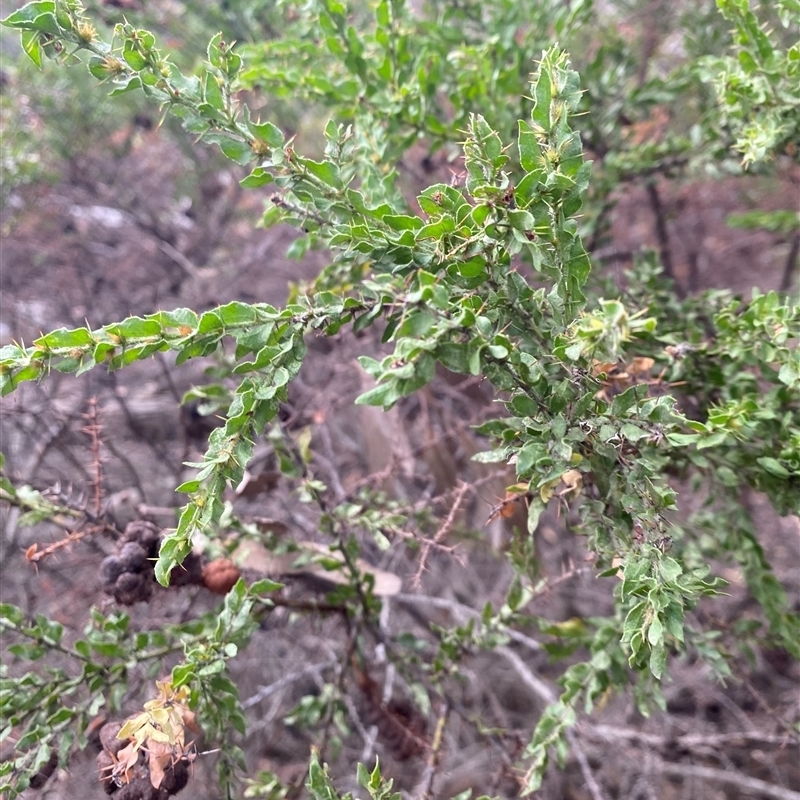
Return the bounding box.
[34,327,94,349]
[203,70,225,111]
[383,214,423,231]
[531,62,552,130]
[2,1,56,29]
[248,120,284,148]
[207,31,224,68]
[122,45,147,71]
[240,167,274,188]
[105,317,162,340]
[355,381,400,409]
[471,447,510,464]
[0,603,25,625]
[647,615,664,647]
[417,217,455,240]
[217,301,259,326]
[620,423,647,442]
[649,642,667,680]
[218,137,256,165]
[249,579,283,595]
[302,158,341,188]
[778,360,799,387]
[171,663,195,689]
[757,457,791,478]
[508,209,535,231]
[658,557,682,583]
[435,343,471,373]
[109,75,143,97]
[527,497,545,533]
[20,29,43,68]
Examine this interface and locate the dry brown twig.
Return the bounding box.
[744,677,799,737]
[584,724,800,751]
[25,523,103,565]
[21,398,117,565]
[82,396,105,517]
[19,485,119,565]
[411,480,470,589]
[529,558,594,603]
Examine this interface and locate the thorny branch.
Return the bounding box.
[411,480,470,589]
[81,397,105,518]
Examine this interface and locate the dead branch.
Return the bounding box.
[25,524,103,564]
[395,594,542,653]
[584,724,800,751]
[411,480,470,589]
[242,661,337,709]
[655,761,800,800]
[81,397,105,517]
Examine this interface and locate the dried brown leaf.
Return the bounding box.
[146,740,172,789]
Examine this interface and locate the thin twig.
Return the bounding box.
[82,397,105,517]
[566,728,606,800]
[495,646,556,704]
[102,437,148,502]
[24,524,103,564]
[584,724,799,750]
[529,561,593,602]
[137,503,179,518]
[411,480,469,589]
[156,239,202,281]
[340,690,375,751]
[269,595,348,615]
[312,420,347,502]
[108,372,173,466]
[242,661,337,709]
[655,761,800,800]
[413,702,450,800]
[22,397,87,483]
[341,458,397,503]
[780,232,799,293]
[391,527,462,555]
[396,594,542,652]
[318,628,357,762]
[743,678,799,737]
[645,180,684,297]
[272,194,329,227]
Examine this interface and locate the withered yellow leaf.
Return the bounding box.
[117,712,150,741]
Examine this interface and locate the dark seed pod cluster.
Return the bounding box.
[100,521,203,604]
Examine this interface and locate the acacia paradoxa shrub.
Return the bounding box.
[1,1,798,798]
